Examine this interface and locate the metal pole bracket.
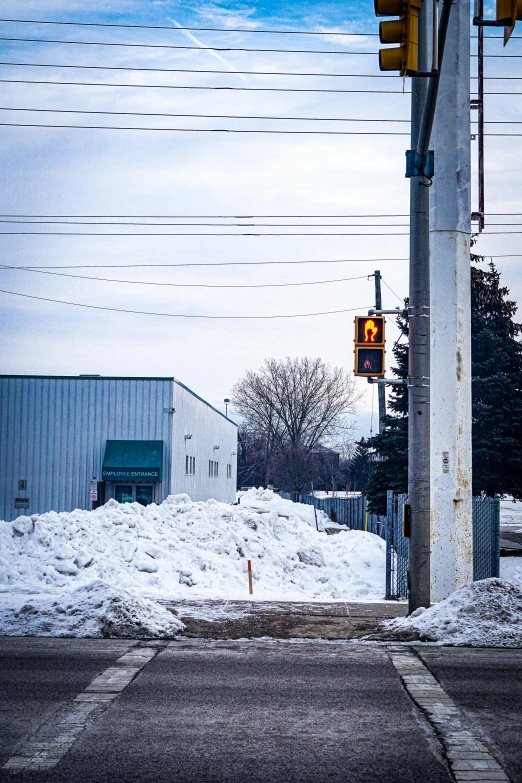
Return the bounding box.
[405,150,435,178]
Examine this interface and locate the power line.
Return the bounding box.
[0,213,411,218]
[3,77,521,97]
[1,62,521,79]
[4,36,521,58]
[0,287,373,319]
[0,36,380,55]
[3,254,515,268]
[380,277,403,304]
[0,122,517,136]
[6,220,516,227]
[0,18,379,36]
[2,228,521,235]
[3,18,522,39]
[0,122,411,135]
[2,257,410,268]
[0,212,516,218]
[0,264,372,288]
[0,220,411,226]
[0,61,401,78]
[0,230,412,236]
[0,107,412,124]
[0,78,412,94]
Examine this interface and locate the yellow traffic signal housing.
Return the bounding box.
[375,0,422,75]
[496,0,522,43]
[353,316,386,377]
[354,347,385,377]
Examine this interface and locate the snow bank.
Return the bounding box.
[500,499,522,530]
[385,578,522,646]
[0,580,184,638]
[0,489,385,603]
[501,557,522,592]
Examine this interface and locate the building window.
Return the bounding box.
[209,460,218,477]
[227,464,232,479]
[186,455,189,475]
[186,456,195,475]
[215,461,218,477]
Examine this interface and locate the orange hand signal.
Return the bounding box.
[364,319,379,343]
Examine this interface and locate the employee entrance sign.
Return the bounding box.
[353,316,386,377]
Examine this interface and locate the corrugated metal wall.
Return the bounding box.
[0,376,174,521]
[171,380,237,504]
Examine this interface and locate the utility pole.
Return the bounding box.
[429,0,473,601]
[407,1,431,613]
[374,270,386,431]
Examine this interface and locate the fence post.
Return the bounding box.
[386,490,393,599]
[493,497,500,579]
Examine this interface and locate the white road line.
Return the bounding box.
[2,646,159,773]
[388,647,511,783]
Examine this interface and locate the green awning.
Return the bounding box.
[101,440,163,482]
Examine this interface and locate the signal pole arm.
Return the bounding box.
[368,309,407,316]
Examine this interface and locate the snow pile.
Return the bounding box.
[0,489,385,602]
[0,580,184,638]
[385,578,522,646]
[238,488,331,530]
[501,558,522,592]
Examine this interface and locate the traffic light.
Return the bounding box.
[375,0,422,75]
[496,0,522,43]
[354,316,386,377]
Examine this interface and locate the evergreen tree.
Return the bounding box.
[348,438,372,492]
[361,255,522,511]
[470,255,522,497]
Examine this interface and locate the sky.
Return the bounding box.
[0,0,520,439]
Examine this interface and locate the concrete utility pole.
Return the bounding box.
[374,270,386,431]
[407,1,431,613]
[429,0,473,601]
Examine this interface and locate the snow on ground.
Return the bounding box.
[500,499,522,529]
[0,580,184,638]
[0,488,386,636]
[385,578,522,647]
[238,488,331,530]
[501,557,522,591]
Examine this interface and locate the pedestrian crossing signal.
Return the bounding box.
[355,316,385,346]
[354,316,385,377]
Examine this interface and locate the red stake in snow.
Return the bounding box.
[247,559,253,595]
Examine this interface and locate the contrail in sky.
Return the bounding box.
[169,19,247,81]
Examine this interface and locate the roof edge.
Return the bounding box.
[0,375,175,381]
[174,379,237,427]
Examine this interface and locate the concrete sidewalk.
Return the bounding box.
[166,599,408,639]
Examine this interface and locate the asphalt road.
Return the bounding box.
[0,638,520,783]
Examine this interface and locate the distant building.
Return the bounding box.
[0,375,237,522]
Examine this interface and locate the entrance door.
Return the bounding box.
[114,484,154,506]
[115,485,133,504]
[135,486,153,506]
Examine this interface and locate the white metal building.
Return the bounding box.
[0,375,237,522]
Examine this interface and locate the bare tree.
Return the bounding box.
[232,357,362,486]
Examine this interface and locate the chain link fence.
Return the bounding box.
[278,490,500,600]
[385,492,501,599]
[277,492,385,537]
